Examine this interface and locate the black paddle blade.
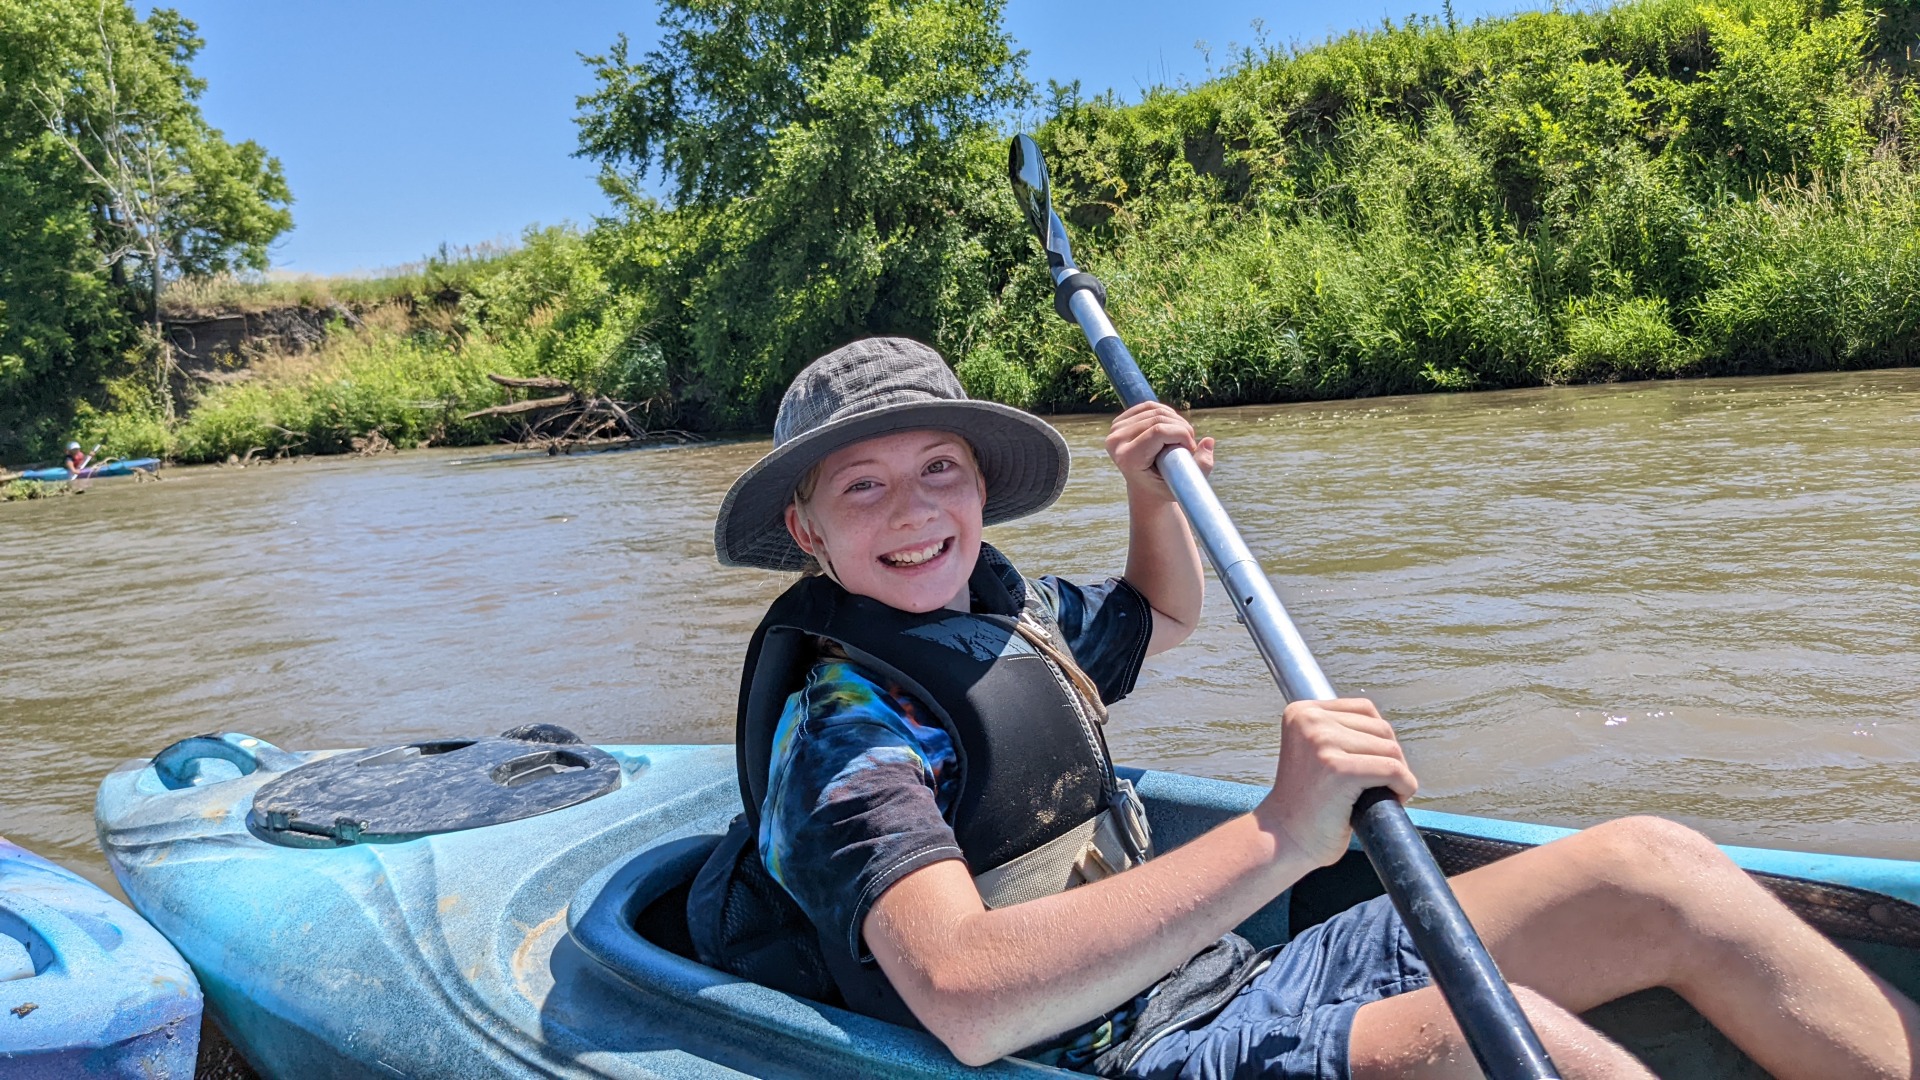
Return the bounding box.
[1008,134,1072,269]
[1008,134,1051,242]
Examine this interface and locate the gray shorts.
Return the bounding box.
[1122,894,1431,1080]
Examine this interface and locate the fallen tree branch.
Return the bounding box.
[463,394,575,419]
[470,373,700,450]
[486,374,575,391]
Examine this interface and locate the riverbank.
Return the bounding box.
[46,229,679,466]
[22,0,1920,468]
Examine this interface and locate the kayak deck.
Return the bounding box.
[97,736,1920,1079]
[0,837,201,1078]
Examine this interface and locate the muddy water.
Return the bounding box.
[3,369,1917,887]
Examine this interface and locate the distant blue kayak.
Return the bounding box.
[98,731,1920,1079]
[14,459,161,482]
[0,836,200,1077]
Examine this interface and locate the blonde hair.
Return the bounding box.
[791,462,828,577]
[793,460,827,505]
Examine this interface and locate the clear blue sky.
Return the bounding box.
[160,1,1536,277]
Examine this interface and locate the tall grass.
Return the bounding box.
[951,0,1920,409]
[87,0,1920,462]
[960,160,1920,408]
[171,325,537,460]
[158,241,524,316]
[129,227,673,463]
[1692,169,1920,370]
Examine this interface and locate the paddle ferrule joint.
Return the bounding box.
[1053,271,1107,323]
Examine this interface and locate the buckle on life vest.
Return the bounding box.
[973,791,1156,908]
[1112,777,1153,864]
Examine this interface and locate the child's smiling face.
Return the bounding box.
[784,429,985,613]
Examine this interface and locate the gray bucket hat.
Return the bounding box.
[714,337,1069,570]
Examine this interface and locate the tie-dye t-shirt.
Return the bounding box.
[758,554,1154,1068]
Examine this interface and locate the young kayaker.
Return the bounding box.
[707,336,1919,1079]
[64,442,88,472]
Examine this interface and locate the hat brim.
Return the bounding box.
[714,400,1069,570]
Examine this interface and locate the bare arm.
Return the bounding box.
[1104,402,1214,656]
[870,809,1308,1066]
[865,699,1417,1066]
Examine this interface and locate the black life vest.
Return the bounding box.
[721,546,1152,1022]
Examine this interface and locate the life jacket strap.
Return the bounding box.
[973,778,1154,908]
[1013,609,1108,724]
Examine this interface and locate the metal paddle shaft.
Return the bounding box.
[1008,134,1560,1080]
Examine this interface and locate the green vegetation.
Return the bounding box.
[574,0,1030,426]
[157,240,523,314]
[9,0,1920,467]
[1,478,61,502]
[137,228,664,461]
[985,0,1920,407]
[0,0,291,460]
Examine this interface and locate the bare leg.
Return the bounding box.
[1352,985,1653,1080]
[1357,816,1919,1079]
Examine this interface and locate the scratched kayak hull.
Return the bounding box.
[97,734,1920,1079]
[15,459,161,482]
[0,837,200,1078]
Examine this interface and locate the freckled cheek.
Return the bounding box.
[927,481,985,520]
[822,506,897,562]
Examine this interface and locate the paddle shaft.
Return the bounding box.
[1057,281,1561,1080]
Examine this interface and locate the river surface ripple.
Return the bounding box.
[3,369,1917,885]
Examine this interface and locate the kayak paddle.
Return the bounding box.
[70,443,103,493]
[1007,133,1560,1080]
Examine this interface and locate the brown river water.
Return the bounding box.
[3,369,1917,892]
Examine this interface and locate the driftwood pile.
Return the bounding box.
[464,374,694,453]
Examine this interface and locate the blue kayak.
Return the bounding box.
[97,731,1920,1079]
[0,836,201,1077]
[14,459,161,483]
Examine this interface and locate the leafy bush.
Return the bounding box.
[576,0,1033,428]
[38,0,1920,461]
[1556,294,1692,380]
[72,376,175,459]
[0,0,290,461]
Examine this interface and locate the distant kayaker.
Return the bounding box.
[699,337,1920,1079]
[64,442,87,472]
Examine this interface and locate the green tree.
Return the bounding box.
[0,0,291,455]
[576,0,1031,426]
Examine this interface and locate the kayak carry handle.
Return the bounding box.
[153,733,276,791]
[0,893,114,979]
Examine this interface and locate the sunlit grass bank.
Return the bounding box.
[961,165,1920,410]
[63,0,1920,465]
[947,0,1920,409]
[173,325,534,461]
[83,230,665,463]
